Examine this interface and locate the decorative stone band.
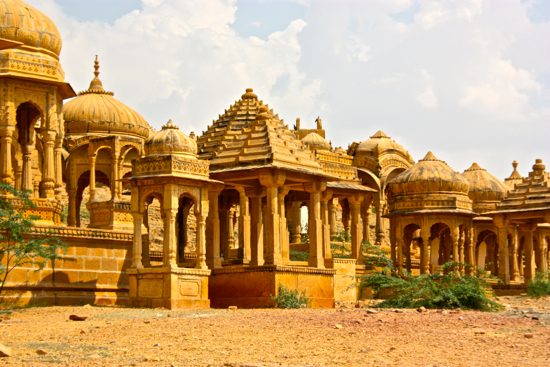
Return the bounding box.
[211,265,337,275]
[316,151,353,166]
[88,200,131,211]
[10,197,64,226]
[133,155,209,177]
[389,194,473,213]
[325,258,358,265]
[29,226,133,241]
[127,267,211,276]
[320,162,358,180]
[0,51,65,82]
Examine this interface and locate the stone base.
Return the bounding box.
[0,287,128,306]
[492,283,527,296]
[209,265,336,309]
[87,200,135,232]
[128,267,211,309]
[326,258,357,302]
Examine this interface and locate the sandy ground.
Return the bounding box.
[0,296,549,367]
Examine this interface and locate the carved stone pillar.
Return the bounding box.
[131,212,144,269]
[374,193,386,246]
[466,227,475,275]
[341,199,350,233]
[236,187,251,263]
[321,190,333,261]
[452,227,459,264]
[247,187,266,266]
[304,180,326,268]
[329,198,337,235]
[511,228,520,282]
[522,227,536,282]
[195,209,208,270]
[539,231,548,273]
[458,230,465,273]
[41,130,56,199]
[396,236,404,272]
[163,208,178,268]
[0,126,14,185]
[54,136,64,200]
[21,144,34,191]
[206,188,222,269]
[278,186,291,262]
[498,228,510,284]
[111,151,120,200]
[291,201,302,243]
[421,236,430,274]
[68,188,77,227]
[259,170,285,266]
[361,196,373,244]
[89,155,97,202]
[348,194,364,262]
[228,206,235,251]
[219,201,229,260]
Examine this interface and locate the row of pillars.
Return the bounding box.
[0,125,63,199]
[205,181,369,269]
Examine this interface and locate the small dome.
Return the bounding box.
[389,152,470,196]
[0,0,62,58]
[302,132,330,151]
[387,152,473,214]
[354,130,414,175]
[462,162,508,214]
[145,119,197,159]
[63,57,151,139]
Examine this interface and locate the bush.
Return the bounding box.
[271,283,311,309]
[289,250,309,262]
[358,241,503,312]
[527,271,550,297]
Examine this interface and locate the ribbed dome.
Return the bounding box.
[387,152,474,214]
[354,131,414,175]
[389,152,469,195]
[145,119,197,159]
[462,162,508,214]
[302,132,330,151]
[0,0,61,58]
[63,57,150,139]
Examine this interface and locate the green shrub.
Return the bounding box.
[271,283,310,309]
[527,271,550,297]
[289,250,309,262]
[358,241,503,312]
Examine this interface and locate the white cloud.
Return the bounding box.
[417,86,438,108]
[24,0,550,180]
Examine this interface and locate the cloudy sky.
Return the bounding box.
[26,0,549,180]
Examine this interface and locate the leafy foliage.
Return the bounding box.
[271,283,311,309]
[331,231,351,243]
[358,241,503,311]
[0,184,71,295]
[289,249,309,262]
[527,271,550,297]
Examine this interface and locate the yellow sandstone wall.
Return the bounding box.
[0,227,133,306]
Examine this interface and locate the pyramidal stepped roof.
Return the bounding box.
[493,159,550,213]
[197,89,322,174]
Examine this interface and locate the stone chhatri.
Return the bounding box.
[462,162,509,214]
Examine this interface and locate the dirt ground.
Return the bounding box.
[0,296,549,367]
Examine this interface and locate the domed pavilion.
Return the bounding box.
[385,152,477,274]
[0,0,76,225]
[63,57,153,230]
[125,119,222,309]
[348,131,415,247]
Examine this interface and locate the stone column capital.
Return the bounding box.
[245,186,266,198]
[303,179,326,193]
[347,193,364,205]
[259,169,286,187]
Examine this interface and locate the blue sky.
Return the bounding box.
[26,0,550,180]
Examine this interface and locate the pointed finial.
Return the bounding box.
[512,160,518,170]
[464,162,485,172]
[162,119,179,130]
[421,151,439,162]
[94,55,100,78]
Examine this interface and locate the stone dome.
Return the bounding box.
[63,57,151,139]
[145,119,197,160]
[353,131,414,175]
[0,0,62,58]
[387,152,474,214]
[462,162,508,214]
[302,132,330,151]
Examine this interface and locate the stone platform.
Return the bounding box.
[127,267,211,309]
[209,265,336,308]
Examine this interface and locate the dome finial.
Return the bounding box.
[242,88,258,100]
[421,151,439,162]
[512,160,518,170]
[162,119,180,130]
[94,55,100,78]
